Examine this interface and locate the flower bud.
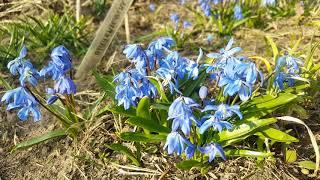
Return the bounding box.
[199,86,208,99]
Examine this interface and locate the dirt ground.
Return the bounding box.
[0,0,320,179]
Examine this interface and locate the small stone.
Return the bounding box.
[301,169,309,175]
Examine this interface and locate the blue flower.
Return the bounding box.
[7,45,33,76]
[40,61,64,80]
[45,88,59,105]
[50,45,72,72]
[170,13,180,25]
[19,66,40,87]
[54,75,77,94]
[184,140,197,159]
[199,143,226,162]
[149,3,156,12]
[114,71,143,110]
[168,97,199,136]
[1,87,41,121]
[261,0,276,6]
[148,37,175,58]
[233,5,243,20]
[198,0,212,16]
[187,48,203,80]
[206,34,214,44]
[164,132,186,155]
[123,44,146,63]
[273,55,303,90]
[199,104,242,133]
[207,38,242,62]
[183,20,192,29]
[199,86,208,100]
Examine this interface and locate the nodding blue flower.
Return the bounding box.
[183,20,192,29]
[187,48,203,80]
[1,87,41,121]
[199,104,242,133]
[148,37,175,58]
[185,140,196,159]
[170,13,180,25]
[123,44,146,64]
[261,0,276,6]
[207,38,242,62]
[7,45,33,76]
[206,34,214,44]
[140,77,158,98]
[273,55,303,90]
[199,86,208,100]
[168,97,199,136]
[114,71,144,110]
[149,3,156,12]
[198,0,212,17]
[19,66,40,87]
[54,75,77,94]
[275,55,302,74]
[199,143,226,162]
[50,45,72,72]
[164,132,186,155]
[45,88,59,105]
[233,5,243,20]
[40,61,64,80]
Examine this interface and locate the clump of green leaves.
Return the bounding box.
[0,12,90,69]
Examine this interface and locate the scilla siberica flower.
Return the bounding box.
[40,45,76,104]
[261,0,276,6]
[2,46,41,121]
[168,97,199,136]
[187,48,203,80]
[198,0,212,16]
[273,55,302,90]
[233,5,243,20]
[183,20,192,29]
[1,87,41,121]
[199,104,242,133]
[199,143,226,162]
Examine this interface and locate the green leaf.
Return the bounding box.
[265,35,279,61]
[0,76,12,90]
[298,161,317,170]
[176,160,206,170]
[150,103,170,111]
[136,96,151,120]
[225,149,273,158]
[286,150,297,163]
[242,93,297,120]
[105,143,141,166]
[255,127,299,143]
[97,105,136,117]
[93,71,115,98]
[12,129,66,152]
[182,71,206,97]
[215,118,277,142]
[120,132,167,142]
[127,117,170,134]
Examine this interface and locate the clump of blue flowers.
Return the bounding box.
[114,37,269,162]
[1,45,77,123]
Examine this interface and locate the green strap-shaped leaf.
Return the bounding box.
[136,96,151,120]
[97,105,136,117]
[105,143,141,166]
[182,71,207,97]
[127,117,170,134]
[242,93,297,120]
[176,160,206,170]
[92,71,115,98]
[265,36,279,62]
[12,129,66,152]
[224,149,273,158]
[215,118,277,142]
[120,132,167,142]
[255,127,299,143]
